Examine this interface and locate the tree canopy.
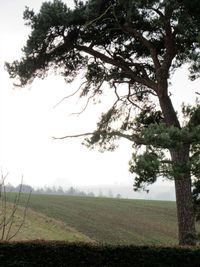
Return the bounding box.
[6,0,200,246]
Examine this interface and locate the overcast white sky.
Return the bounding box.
[0,1,199,199]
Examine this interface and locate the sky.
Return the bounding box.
[0,0,199,199]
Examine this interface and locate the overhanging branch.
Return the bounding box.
[76,45,157,90]
[53,130,145,145]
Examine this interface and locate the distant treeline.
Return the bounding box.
[5,183,122,199]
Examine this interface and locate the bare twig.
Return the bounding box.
[53,132,95,139]
[0,184,6,240]
[71,78,104,116]
[127,84,142,110]
[70,94,94,116]
[7,190,32,241]
[53,81,87,108]
[0,173,31,241]
[113,83,121,101]
[85,4,113,28]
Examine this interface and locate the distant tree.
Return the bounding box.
[52,186,57,194]
[88,192,95,197]
[6,0,200,245]
[98,190,104,198]
[57,186,64,194]
[108,190,113,198]
[15,184,34,193]
[35,187,44,194]
[116,193,122,199]
[45,186,54,194]
[5,183,16,193]
[67,186,76,195]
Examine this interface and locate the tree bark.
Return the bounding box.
[171,148,196,246]
[158,89,196,246]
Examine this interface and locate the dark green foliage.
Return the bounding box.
[135,109,164,128]
[6,0,200,86]
[130,104,200,191]
[1,241,200,267]
[130,151,160,190]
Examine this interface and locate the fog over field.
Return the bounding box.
[79,182,175,201]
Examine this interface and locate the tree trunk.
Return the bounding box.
[158,91,196,246]
[171,148,196,246]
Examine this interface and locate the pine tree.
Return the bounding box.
[6,0,200,245]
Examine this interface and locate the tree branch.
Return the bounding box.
[122,23,161,70]
[53,81,87,108]
[150,8,164,18]
[70,93,94,116]
[76,45,157,90]
[53,130,145,145]
[160,20,177,75]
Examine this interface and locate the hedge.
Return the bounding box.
[0,241,200,267]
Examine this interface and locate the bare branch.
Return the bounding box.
[53,130,145,145]
[53,81,87,108]
[7,190,32,241]
[53,132,95,139]
[85,4,113,28]
[150,8,164,18]
[127,84,142,110]
[0,184,6,241]
[113,83,121,101]
[70,78,104,116]
[70,94,94,116]
[0,173,31,241]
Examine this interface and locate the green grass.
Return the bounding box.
[6,193,179,245]
[0,203,94,242]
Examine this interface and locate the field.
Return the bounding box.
[0,202,93,242]
[5,193,179,245]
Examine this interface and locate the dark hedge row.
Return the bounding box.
[0,241,200,267]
